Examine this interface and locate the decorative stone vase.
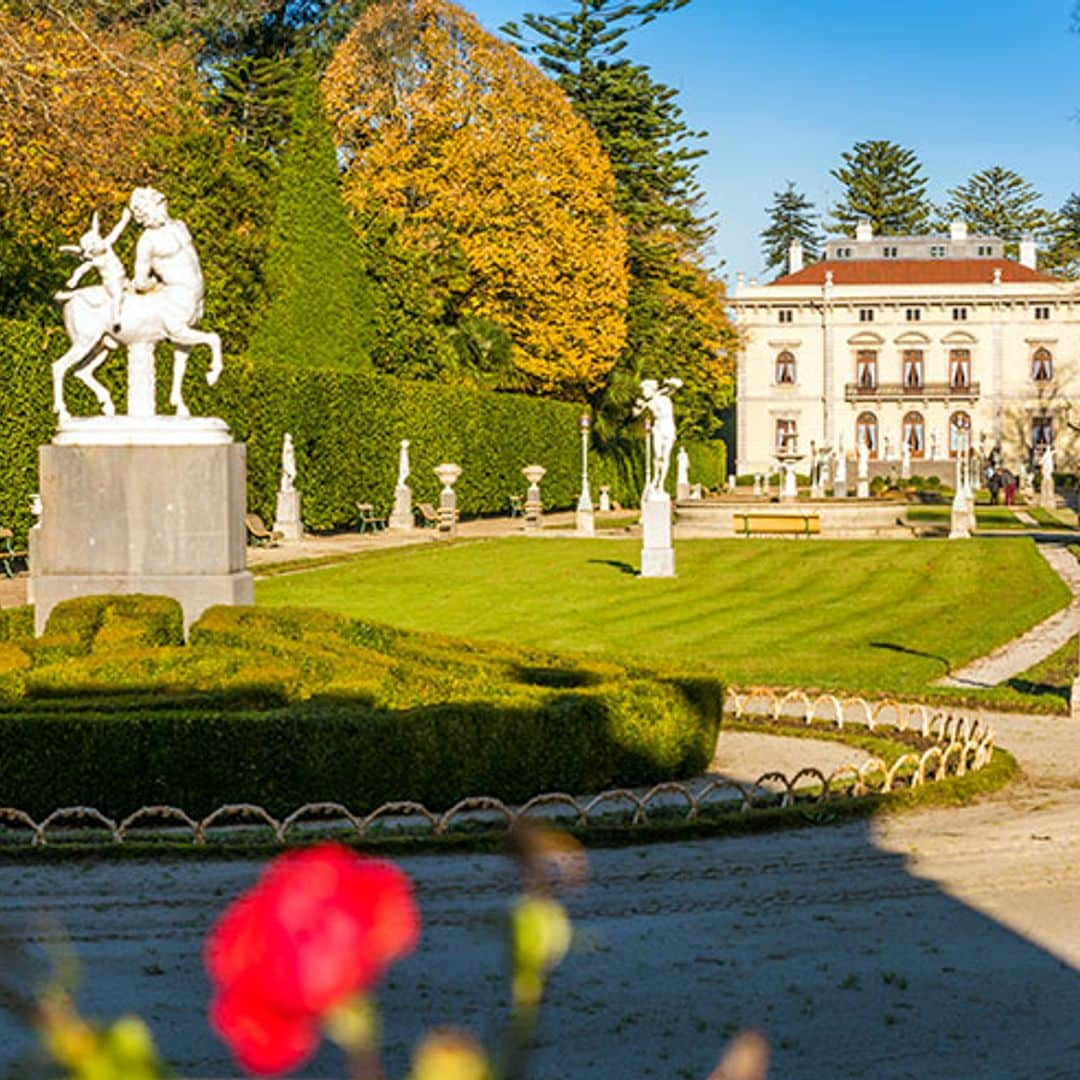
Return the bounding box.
[433,463,461,538]
[522,464,546,532]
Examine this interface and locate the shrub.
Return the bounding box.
[0,603,723,816]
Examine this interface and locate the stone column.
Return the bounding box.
[433,463,461,539]
[576,415,595,536]
[523,464,546,533]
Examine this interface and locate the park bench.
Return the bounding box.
[508,494,523,518]
[245,514,283,547]
[355,502,387,533]
[733,511,821,539]
[415,502,439,528]
[0,528,27,577]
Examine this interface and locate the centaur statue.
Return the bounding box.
[53,186,223,422]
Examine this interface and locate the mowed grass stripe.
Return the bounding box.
[256,537,1068,695]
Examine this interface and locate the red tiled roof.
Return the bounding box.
[769,258,1059,287]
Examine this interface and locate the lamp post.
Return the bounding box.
[576,412,595,536]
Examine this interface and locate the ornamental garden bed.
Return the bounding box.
[0,596,721,818]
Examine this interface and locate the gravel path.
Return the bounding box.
[0,718,1078,1080]
[940,542,1080,689]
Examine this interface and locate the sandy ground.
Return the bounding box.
[0,719,1078,1079]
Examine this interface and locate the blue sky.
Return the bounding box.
[462,0,1080,282]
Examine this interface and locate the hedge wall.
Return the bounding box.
[0,600,723,816]
[0,319,581,534]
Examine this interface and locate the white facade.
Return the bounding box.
[731,225,1080,476]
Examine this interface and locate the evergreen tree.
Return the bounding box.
[940,165,1056,242]
[248,64,375,370]
[761,182,822,275]
[1041,193,1080,279]
[830,139,931,236]
[506,0,735,445]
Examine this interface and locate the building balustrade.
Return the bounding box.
[844,381,981,403]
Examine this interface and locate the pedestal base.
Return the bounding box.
[677,482,691,501]
[1071,676,1080,721]
[949,501,971,540]
[389,485,414,531]
[273,489,303,542]
[856,480,869,499]
[640,492,675,578]
[576,506,595,536]
[32,439,251,635]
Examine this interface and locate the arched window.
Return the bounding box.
[1032,348,1053,382]
[903,412,925,458]
[902,349,924,389]
[775,350,796,385]
[856,412,878,458]
[949,411,971,457]
[856,350,877,389]
[949,349,971,389]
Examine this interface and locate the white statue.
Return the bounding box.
[883,434,893,461]
[929,430,939,461]
[676,446,690,487]
[52,186,223,422]
[58,208,131,333]
[857,434,869,478]
[901,437,911,478]
[280,433,296,493]
[397,439,411,489]
[633,377,682,494]
[1041,441,1055,479]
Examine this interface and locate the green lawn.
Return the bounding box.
[257,537,1069,701]
[905,506,1028,529]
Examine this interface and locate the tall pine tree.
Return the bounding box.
[830,139,931,237]
[761,182,822,275]
[940,166,1056,242]
[1042,193,1080,279]
[248,63,375,370]
[506,0,734,447]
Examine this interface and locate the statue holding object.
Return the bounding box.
[633,377,683,495]
[52,186,223,423]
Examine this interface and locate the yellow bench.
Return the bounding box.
[733,512,821,538]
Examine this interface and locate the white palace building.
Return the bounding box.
[730,221,1080,478]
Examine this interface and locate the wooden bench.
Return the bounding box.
[245,513,283,547]
[415,502,439,528]
[0,528,27,577]
[733,511,821,538]
[508,494,524,518]
[355,502,387,533]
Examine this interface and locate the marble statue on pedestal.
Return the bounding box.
[676,446,691,501]
[273,433,303,541]
[634,378,680,577]
[856,434,870,499]
[1041,442,1056,508]
[389,439,414,531]
[52,186,223,424]
[32,184,252,636]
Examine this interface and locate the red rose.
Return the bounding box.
[206,844,419,1076]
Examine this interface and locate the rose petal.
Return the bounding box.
[210,981,319,1077]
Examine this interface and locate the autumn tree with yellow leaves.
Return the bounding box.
[322,0,629,398]
[0,8,195,318]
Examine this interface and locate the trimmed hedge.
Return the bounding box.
[0,601,723,816]
[0,319,581,535]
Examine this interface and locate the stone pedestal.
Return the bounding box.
[273,488,303,541]
[640,492,675,578]
[949,496,971,540]
[523,465,546,533]
[31,419,253,634]
[1071,675,1080,722]
[677,481,691,501]
[856,479,869,499]
[389,485,414,531]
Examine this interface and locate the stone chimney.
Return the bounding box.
[950,220,968,241]
[855,220,873,242]
[788,239,804,274]
[1019,234,1037,269]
